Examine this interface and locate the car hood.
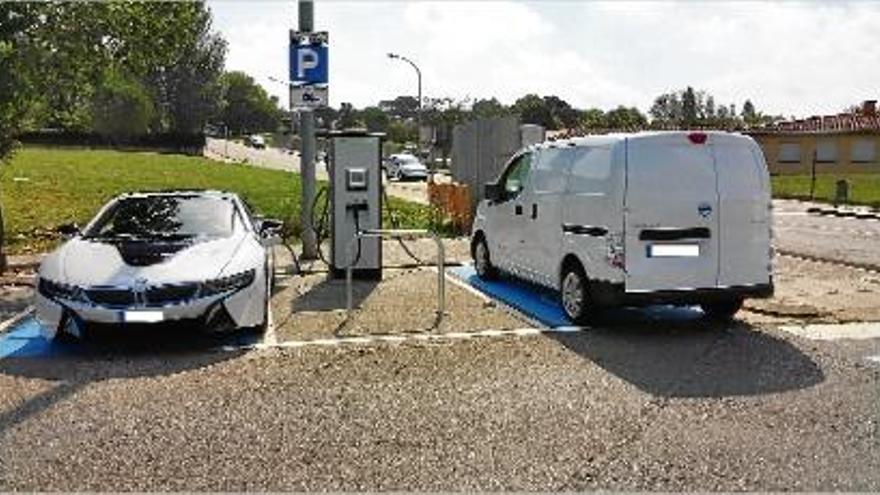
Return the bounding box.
[42,234,248,287]
[401,163,427,171]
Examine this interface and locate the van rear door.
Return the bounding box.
[624,134,720,292]
[713,136,772,287]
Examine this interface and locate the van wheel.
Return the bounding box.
[473,237,498,280]
[701,298,744,321]
[561,265,593,325]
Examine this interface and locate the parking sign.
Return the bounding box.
[289,31,328,86]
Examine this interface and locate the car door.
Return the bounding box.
[518,147,574,287]
[486,152,533,274]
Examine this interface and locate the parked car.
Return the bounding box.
[471,131,774,324]
[35,190,282,341]
[247,135,266,149]
[385,153,429,181]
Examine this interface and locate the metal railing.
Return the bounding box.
[344,229,445,319]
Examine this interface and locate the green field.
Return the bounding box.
[1,146,432,254]
[771,173,880,208]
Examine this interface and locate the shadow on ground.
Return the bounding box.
[291,277,379,312]
[550,305,825,398]
[0,318,246,437]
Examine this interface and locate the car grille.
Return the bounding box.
[145,283,200,306]
[85,288,135,307]
[84,283,201,308]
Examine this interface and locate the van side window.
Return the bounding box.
[532,148,573,194]
[501,153,532,199]
[569,146,611,192]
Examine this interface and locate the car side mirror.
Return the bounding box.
[56,223,80,238]
[484,183,503,202]
[258,218,283,236]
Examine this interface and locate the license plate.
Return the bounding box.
[648,244,700,257]
[122,310,164,323]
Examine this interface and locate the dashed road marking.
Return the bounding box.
[779,322,880,341]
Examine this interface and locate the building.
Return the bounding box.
[748,100,880,175]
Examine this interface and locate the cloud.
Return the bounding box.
[210,0,880,117]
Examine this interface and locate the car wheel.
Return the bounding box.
[701,298,744,321]
[473,236,498,280]
[560,264,594,325]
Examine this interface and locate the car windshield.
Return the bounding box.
[399,156,420,165]
[84,195,236,240]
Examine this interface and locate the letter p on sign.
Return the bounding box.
[290,42,328,85]
[297,48,319,79]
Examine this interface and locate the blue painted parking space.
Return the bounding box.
[0,315,262,360]
[448,265,571,328]
[0,316,77,359]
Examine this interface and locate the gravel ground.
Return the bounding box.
[747,253,880,323]
[0,324,877,491]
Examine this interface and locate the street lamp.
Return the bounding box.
[387,52,422,146]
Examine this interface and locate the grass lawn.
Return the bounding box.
[771,173,880,208]
[1,146,433,255]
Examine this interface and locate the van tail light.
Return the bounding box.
[688,132,707,144]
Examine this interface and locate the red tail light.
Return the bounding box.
[688,132,707,144]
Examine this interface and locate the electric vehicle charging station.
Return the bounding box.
[328,131,383,280]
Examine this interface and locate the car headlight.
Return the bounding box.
[200,269,256,297]
[38,278,88,303]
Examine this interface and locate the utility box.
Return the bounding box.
[329,132,383,279]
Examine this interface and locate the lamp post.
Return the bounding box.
[387,52,422,146]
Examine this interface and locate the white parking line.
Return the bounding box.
[218,325,587,353]
[779,322,880,341]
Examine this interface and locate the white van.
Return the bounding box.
[470,131,773,323]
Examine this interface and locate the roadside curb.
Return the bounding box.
[7,255,42,271]
[777,249,880,275]
[806,206,880,221]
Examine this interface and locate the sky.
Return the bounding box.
[209,0,880,118]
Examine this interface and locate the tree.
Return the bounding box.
[605,106,647,130]
[218,71,282,135]
[336,102,359,129]
[471,98,509,119]
[360,106,390,133]
[513,94,558,129]
[0,3,47,271]
[92,69,155,142]
[580,108,606,130]
[681,86,698,127]
[742,99,757,125]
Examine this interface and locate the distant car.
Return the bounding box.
[247,135,266,149]
[386,153,429,181]
[35,190,282,341]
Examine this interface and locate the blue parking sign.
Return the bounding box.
[290,42,328,85]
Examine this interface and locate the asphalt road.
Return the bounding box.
[773,199,880,269]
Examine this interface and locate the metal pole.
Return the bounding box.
[298,0,318,259]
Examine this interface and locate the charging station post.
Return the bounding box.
[328,131,383,280]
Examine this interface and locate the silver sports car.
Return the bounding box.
[35,190,281,341]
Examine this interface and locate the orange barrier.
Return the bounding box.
[427,181,473,233]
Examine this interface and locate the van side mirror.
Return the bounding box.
[56,223,80,238]
[484,183,503,202]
